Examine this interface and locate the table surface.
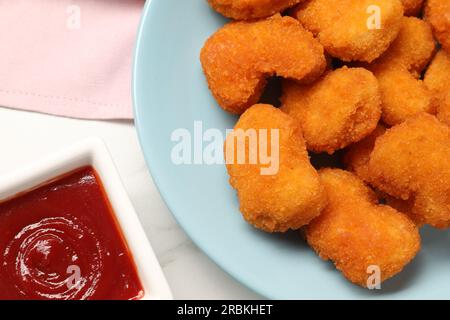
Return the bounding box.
[0,106,261,300]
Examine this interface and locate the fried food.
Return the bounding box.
[368,17,437,125]
[425,0,450,53]
[373,66,436,125]
[207,0,303,20]
[344,125,386,182]
[292,0,403,62]
[401,0,424,16]
[368,113,450,228]
[373,17,436,75]
[424,50,450,105]
[225,104,327,232]
[280,67,381,154]
[437,93,450,126]
[343,125,417,222]
[306,169,420,287]
[383,194,418,224]
[426,51,450,126]
[200,14,326,114]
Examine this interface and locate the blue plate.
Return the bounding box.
[133,0,450,299]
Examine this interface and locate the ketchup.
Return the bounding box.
[0,167,144,300]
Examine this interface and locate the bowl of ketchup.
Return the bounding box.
[0,138,172,300]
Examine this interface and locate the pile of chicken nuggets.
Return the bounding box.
[200,0,450,288]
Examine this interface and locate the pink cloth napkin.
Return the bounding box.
[0,0,144,119]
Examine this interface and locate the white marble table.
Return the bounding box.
[0,107,261,300]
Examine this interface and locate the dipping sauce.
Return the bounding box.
[0,167,144,300]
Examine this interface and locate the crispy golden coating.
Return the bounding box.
[343,126,418,222]
[383,194,418,225]
[368,113,450,228]
[437,93,450,126]
[373,17,436,75]
[292,0,403,62]
[200,14,326,114]
[401,0,424,16]
[428,52,450,126]
[225,104,327,232]
[373,66,436,125]
[368,17,437,125]
[207,0,303,20]
[280,67,381,154]
[344,125,386,182]
[343,125,418,222]
[425,0,450,53]
[306,169,420,287]
[424,50,450,104]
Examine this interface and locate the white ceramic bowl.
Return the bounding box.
[0,137,172,300]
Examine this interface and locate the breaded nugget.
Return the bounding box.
[280,67,381,154]
[424,50,450,104]
[373,66,436,125]
[225,104,327,232]
[401,0,424,16]
[437,93,450,126]
[368,113,450,228]
[200,14,326,114]
[207,0,303,20]
[344,125,386,182]
[306,169,420,288]
[425,0,450,53]
[292,0,403,62]
[373,17,436,75]
[344,126,417,222]
[368,17,437,125]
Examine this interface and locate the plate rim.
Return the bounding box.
[131,0,271,299]
[131,0,434,300]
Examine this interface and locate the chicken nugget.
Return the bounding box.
[368,17,437,125]
[344,124,386,182]
[344,126,417,222]
[401,0,424,16]
[373,17,436,75]
[373,66,436,125]
[292,0,403,62]
[280,67,381,154]
[207,0,303,20]
[424,50,450,104]
[368,113,450,228]
[306,169,420,288]
[425,0,450,53]
[200,14,326,114]
[225,104,327,232]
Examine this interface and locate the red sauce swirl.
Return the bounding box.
[0,167,143,300]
